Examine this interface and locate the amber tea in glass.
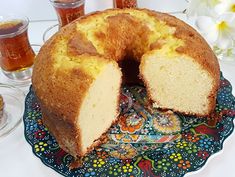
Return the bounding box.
[50,0,85,28]
[0,15,35,81]
[113,0,137,8]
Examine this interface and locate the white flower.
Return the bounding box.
[196,13,235,49]
[215,0,235,14]
[186,0,221,17]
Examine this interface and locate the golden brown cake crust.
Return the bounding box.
[68,31,98,56]
[41,109,82,157]
[32,24,95,157]
[0,95,3,111]
[32,8,220,160]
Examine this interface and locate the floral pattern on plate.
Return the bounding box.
[23,73,235,177]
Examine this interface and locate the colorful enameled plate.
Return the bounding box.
[23,73,235,177]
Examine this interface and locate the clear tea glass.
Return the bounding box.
[0,14,35,81]
[113,0,137,8]
[50,0,85,28]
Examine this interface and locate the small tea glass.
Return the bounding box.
[113,0,137,8]
[43,0,85,42]
[0,14,35,84]
[50,0,85,28]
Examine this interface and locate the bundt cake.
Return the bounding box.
[32,9,220,160]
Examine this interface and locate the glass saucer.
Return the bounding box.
[0,84,25,138]
[43,24,59,43]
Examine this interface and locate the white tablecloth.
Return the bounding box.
[0,1,235,177]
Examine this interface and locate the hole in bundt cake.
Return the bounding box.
[118,55,143,85]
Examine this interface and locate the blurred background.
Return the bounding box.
[0,0,188,20]
[0,0,188,45]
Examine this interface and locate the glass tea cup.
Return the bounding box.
[50,0,85,28]
[113,0,137,8]
[0,14,35,82]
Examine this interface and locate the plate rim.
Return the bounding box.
[23,73,235,177]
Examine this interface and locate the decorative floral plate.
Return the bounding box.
[23,73,235,177]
